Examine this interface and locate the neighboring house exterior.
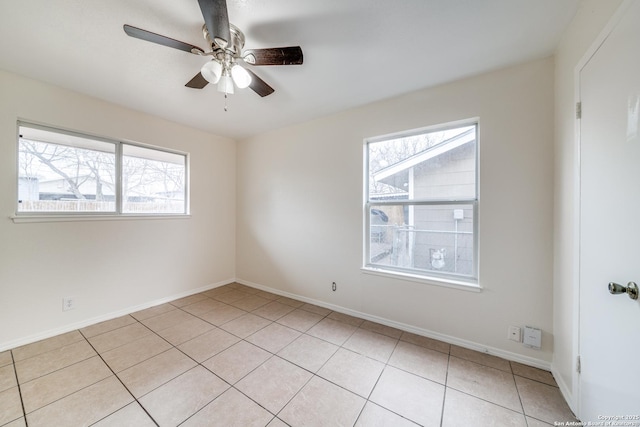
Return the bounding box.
[371,128,476,276]
[37,175,116,200]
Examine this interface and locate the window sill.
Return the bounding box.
[361,267,481,292]
[11,214,191,224]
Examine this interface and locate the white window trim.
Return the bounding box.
[15,121,190,220]
[10,214,191,224]
[361,266,482,292]
[363,118,480,288]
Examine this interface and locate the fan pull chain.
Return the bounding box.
[224,93,228,112]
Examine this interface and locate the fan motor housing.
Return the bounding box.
[203,23,245,55]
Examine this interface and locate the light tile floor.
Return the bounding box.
[0,283,578,427]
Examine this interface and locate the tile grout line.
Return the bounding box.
[78,327,161,427]
[440,351,453,427]
[440,386,449,427]
[9,350,29,427]
[353,335,400,427]
[271,358,318,424]
[512,367,530,425]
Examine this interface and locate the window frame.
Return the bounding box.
[363,119,480,289]
[15,121,190,221]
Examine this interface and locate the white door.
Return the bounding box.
[579,0,640,421]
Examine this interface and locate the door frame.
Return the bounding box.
[572,0,636,417]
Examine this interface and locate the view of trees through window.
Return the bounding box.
[17,124,186,214]
[122,144,186,214]
[366,123,478,282]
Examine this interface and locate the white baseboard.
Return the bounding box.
[0,278,234,352]
[235,278,552,371]
[552,365,577,414]
[3,276,553,374]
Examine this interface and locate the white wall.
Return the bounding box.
[0,70,236,350]
[552,0,623,409]
[237,57,555,365]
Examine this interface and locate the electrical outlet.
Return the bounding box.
[508,325,521,342]
[62,296,76,311]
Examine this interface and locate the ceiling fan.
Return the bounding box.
[123,0,303,99]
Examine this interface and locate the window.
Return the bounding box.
[17,122,188,216]
[121,144,187,214]
[364,121,478,286]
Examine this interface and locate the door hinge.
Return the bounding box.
[576,355,581,374]
[576,102,582,119]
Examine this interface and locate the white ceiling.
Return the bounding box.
[0,0,580,140]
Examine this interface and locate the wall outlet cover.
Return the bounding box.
[508,326,522,342]
[523,326,542,349]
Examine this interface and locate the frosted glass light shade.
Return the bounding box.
[201,60,222,84]
[217,74,234,94]
[231,64,252,89]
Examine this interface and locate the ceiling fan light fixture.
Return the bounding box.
[231,64,252,89]
[200,59,222,84]
[217,73,234,94]
[123,0,302,100]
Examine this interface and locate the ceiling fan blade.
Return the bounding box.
[246,69,274,97]
[243,47,303,66]
[198,0,231,48]
[185,72,209,89]
[123,25,204,54]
